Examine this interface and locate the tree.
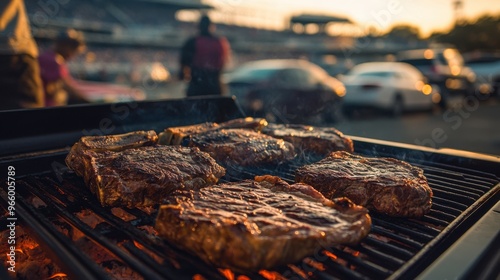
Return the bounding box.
[383,24,422,42]
[429,14,500,52]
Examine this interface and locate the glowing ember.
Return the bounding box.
[287,264,307,279]
[323,250,337,260]
[111,208,137,222]
[343,247,362,258]
[138,225,158,236]
[133,240,145,250]
[20,239,39,250]
[76,210,105,229]
[136,206,156,215]
[192,274,207,280]
[1,225,66,280]
[47,273,68,279]
[303,257,326,271]
[258,270,286,280]
[218,268,234,280]
[236,276,251,280]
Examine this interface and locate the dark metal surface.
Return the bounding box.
[0,96,245,157]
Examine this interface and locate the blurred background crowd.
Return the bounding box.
[3,0,500,113]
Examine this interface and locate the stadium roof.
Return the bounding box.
[290,14,352,25]
[130,0,213,9]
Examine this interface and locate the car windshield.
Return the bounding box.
[355,71,394,77]
[399,59,433,66]
[227,67,279,82]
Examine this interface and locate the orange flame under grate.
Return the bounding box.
[259,270,286,280]
[323,250,337,260]
[47,272,68,279]
[133,240,145,250]
[219,268,234,280]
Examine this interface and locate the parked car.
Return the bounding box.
[397,48,476,101]
[73,80,146,103]
[340,62,440,116]
[224,59,346,123]
[465,55,500,97]
[70,62,171,86]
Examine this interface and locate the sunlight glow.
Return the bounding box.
[205,0,499,37]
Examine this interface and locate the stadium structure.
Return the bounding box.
[26,0,426,82]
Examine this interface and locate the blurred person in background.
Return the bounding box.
[38,29,89,107]
[0,0,44,110]
[179,14,231,97]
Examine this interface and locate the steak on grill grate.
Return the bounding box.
[159,122,219,145]
[295,151,432,217]
[66,145,225,208]
[186,128,295,166]
[158,118,268,145]
[262,123,354,156]
[66,130,158,177]
[155,175,371,272]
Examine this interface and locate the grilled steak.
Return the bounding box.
[217,117,268,131]
[187,128,295,166]
[158,118,268,145]
[66,145,225,208]
[155,175,371,272]
[159,122,219,145]
[295,151,432,217]
[262,124,354,156]
[66,130,158,177]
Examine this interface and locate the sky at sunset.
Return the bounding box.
[202,0,500,37]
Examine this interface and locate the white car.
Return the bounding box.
[466,56,500,96]
[341,62,440,116]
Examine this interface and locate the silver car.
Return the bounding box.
[341,62,440,116]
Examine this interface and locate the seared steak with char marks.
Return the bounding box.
[262,124,354,156]
[295,151,432,217]
[158,118,268,145]
[155,175,371,272]
[65,132,225,208]
[66,130,158,177]
[186,128,295,166]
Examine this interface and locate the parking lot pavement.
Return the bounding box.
[146,82,499,156]
[334,98,500,157]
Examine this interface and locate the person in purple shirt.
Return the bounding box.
[179,15,231,97]
[38,29,88,107]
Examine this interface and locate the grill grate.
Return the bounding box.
[1,151,498,280]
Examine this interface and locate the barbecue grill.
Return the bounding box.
[1,97,499,280]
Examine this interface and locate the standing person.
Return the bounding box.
[0,0,44,110]
[38,29,88,107]
[179,15,231,97]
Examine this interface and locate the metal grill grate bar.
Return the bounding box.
[430,203,462,216]
[431,197,468,211]
[370,226,425,249]
[2,148,497,280]
[23,180,171,280]
[371,218,436,242]
[23,177,228,280]
[363,237,414,260]
[352,244,405,270]
[427,176,486,195]
[329,247,392,279]
[430,188,476,205]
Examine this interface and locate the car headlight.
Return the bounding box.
[422,84,432,95]
[335,86,346,97]
[250,99,263,111]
